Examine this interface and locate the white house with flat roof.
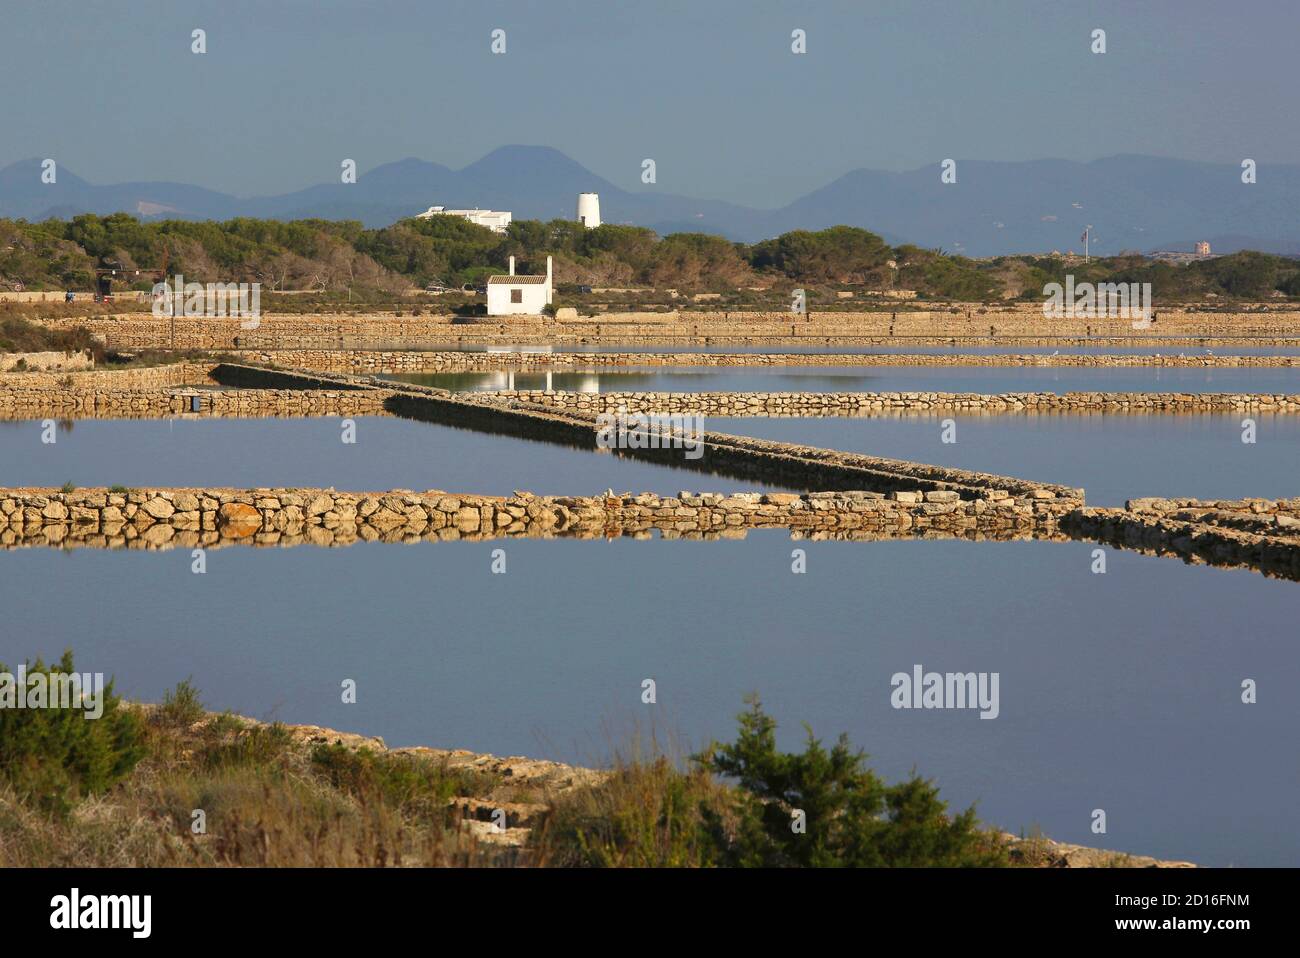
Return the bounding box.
[416,206,512,233]
[486,256,552,316]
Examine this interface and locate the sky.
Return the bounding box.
[3,0,1298,208]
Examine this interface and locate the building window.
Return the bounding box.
[510,289,522,304]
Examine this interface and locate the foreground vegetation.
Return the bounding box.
[2,213,1298,304]
[1,656,1020,867]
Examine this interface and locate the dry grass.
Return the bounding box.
[0,707,503,867]
[531,755,737,867]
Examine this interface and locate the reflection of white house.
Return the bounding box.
[468,368,599,393]
[487,256,552,316]
[416,206,512,233]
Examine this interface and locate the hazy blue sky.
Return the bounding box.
[5,0,1297,207]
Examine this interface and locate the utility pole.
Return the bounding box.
[1082,226,1092,264]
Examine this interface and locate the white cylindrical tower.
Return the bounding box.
[577,192,601,229]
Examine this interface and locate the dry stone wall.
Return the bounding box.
[1064,497,1300,580]
[28,307,1300,350]
[202,364,1080,499]
[380,387,1082,500]
[0,388,388,418]
[0,362,212,416]
[0,485,1076,552]
[480,389,1300,416]
[0,361,204,392]
[0,350,95,372]
[225,349,1300,373]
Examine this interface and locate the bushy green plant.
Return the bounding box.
[538,697,1006,868]
[539,757,728,867]
[0,651,144,816]
[200,722,294,770]
[153,678,205,729]
[309,744,488,816]
[696,696,1004,867]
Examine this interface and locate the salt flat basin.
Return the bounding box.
[382,365,1300,395]
[2,531,1295,867]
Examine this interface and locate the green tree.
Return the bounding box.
[647,232,750,288]
[0,651,144,816]
[697,696,1002,867]
[750,226,892,283]
[1202,250,1280,298]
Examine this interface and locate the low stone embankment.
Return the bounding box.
[0,361,204,391]
[7,359,1299,418]
[0,485,1076,551]
[0,362,392,417]
[0,387,389,418]
[0,350,95,372]
[208,365,1080,499]
[227,348,1300,373]
[479,389,1300,416]
[1064,497,1300,580]
[383,386,1081,500]
[28,306,1300,350]
[0,362,208,416]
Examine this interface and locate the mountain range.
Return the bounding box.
[2,146,1298,258]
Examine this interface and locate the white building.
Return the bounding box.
[486,256,553,316]
[576,193,601,229]
[416,206,512,233]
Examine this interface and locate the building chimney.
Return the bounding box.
[508,255,515,276]
[546,256,553,304]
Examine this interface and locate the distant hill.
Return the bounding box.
[2,148,1297,257]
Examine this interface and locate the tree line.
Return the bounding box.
[2,212,1298,302]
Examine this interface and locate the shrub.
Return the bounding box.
[200,722,294,770]
[536,697,1005,868]
[696,696,1004,867]
[538,756,729,867]
[152,678,205,729]
[309,744,487,817]
[0,651,144,816]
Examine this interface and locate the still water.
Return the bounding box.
[1,532,1295,866]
